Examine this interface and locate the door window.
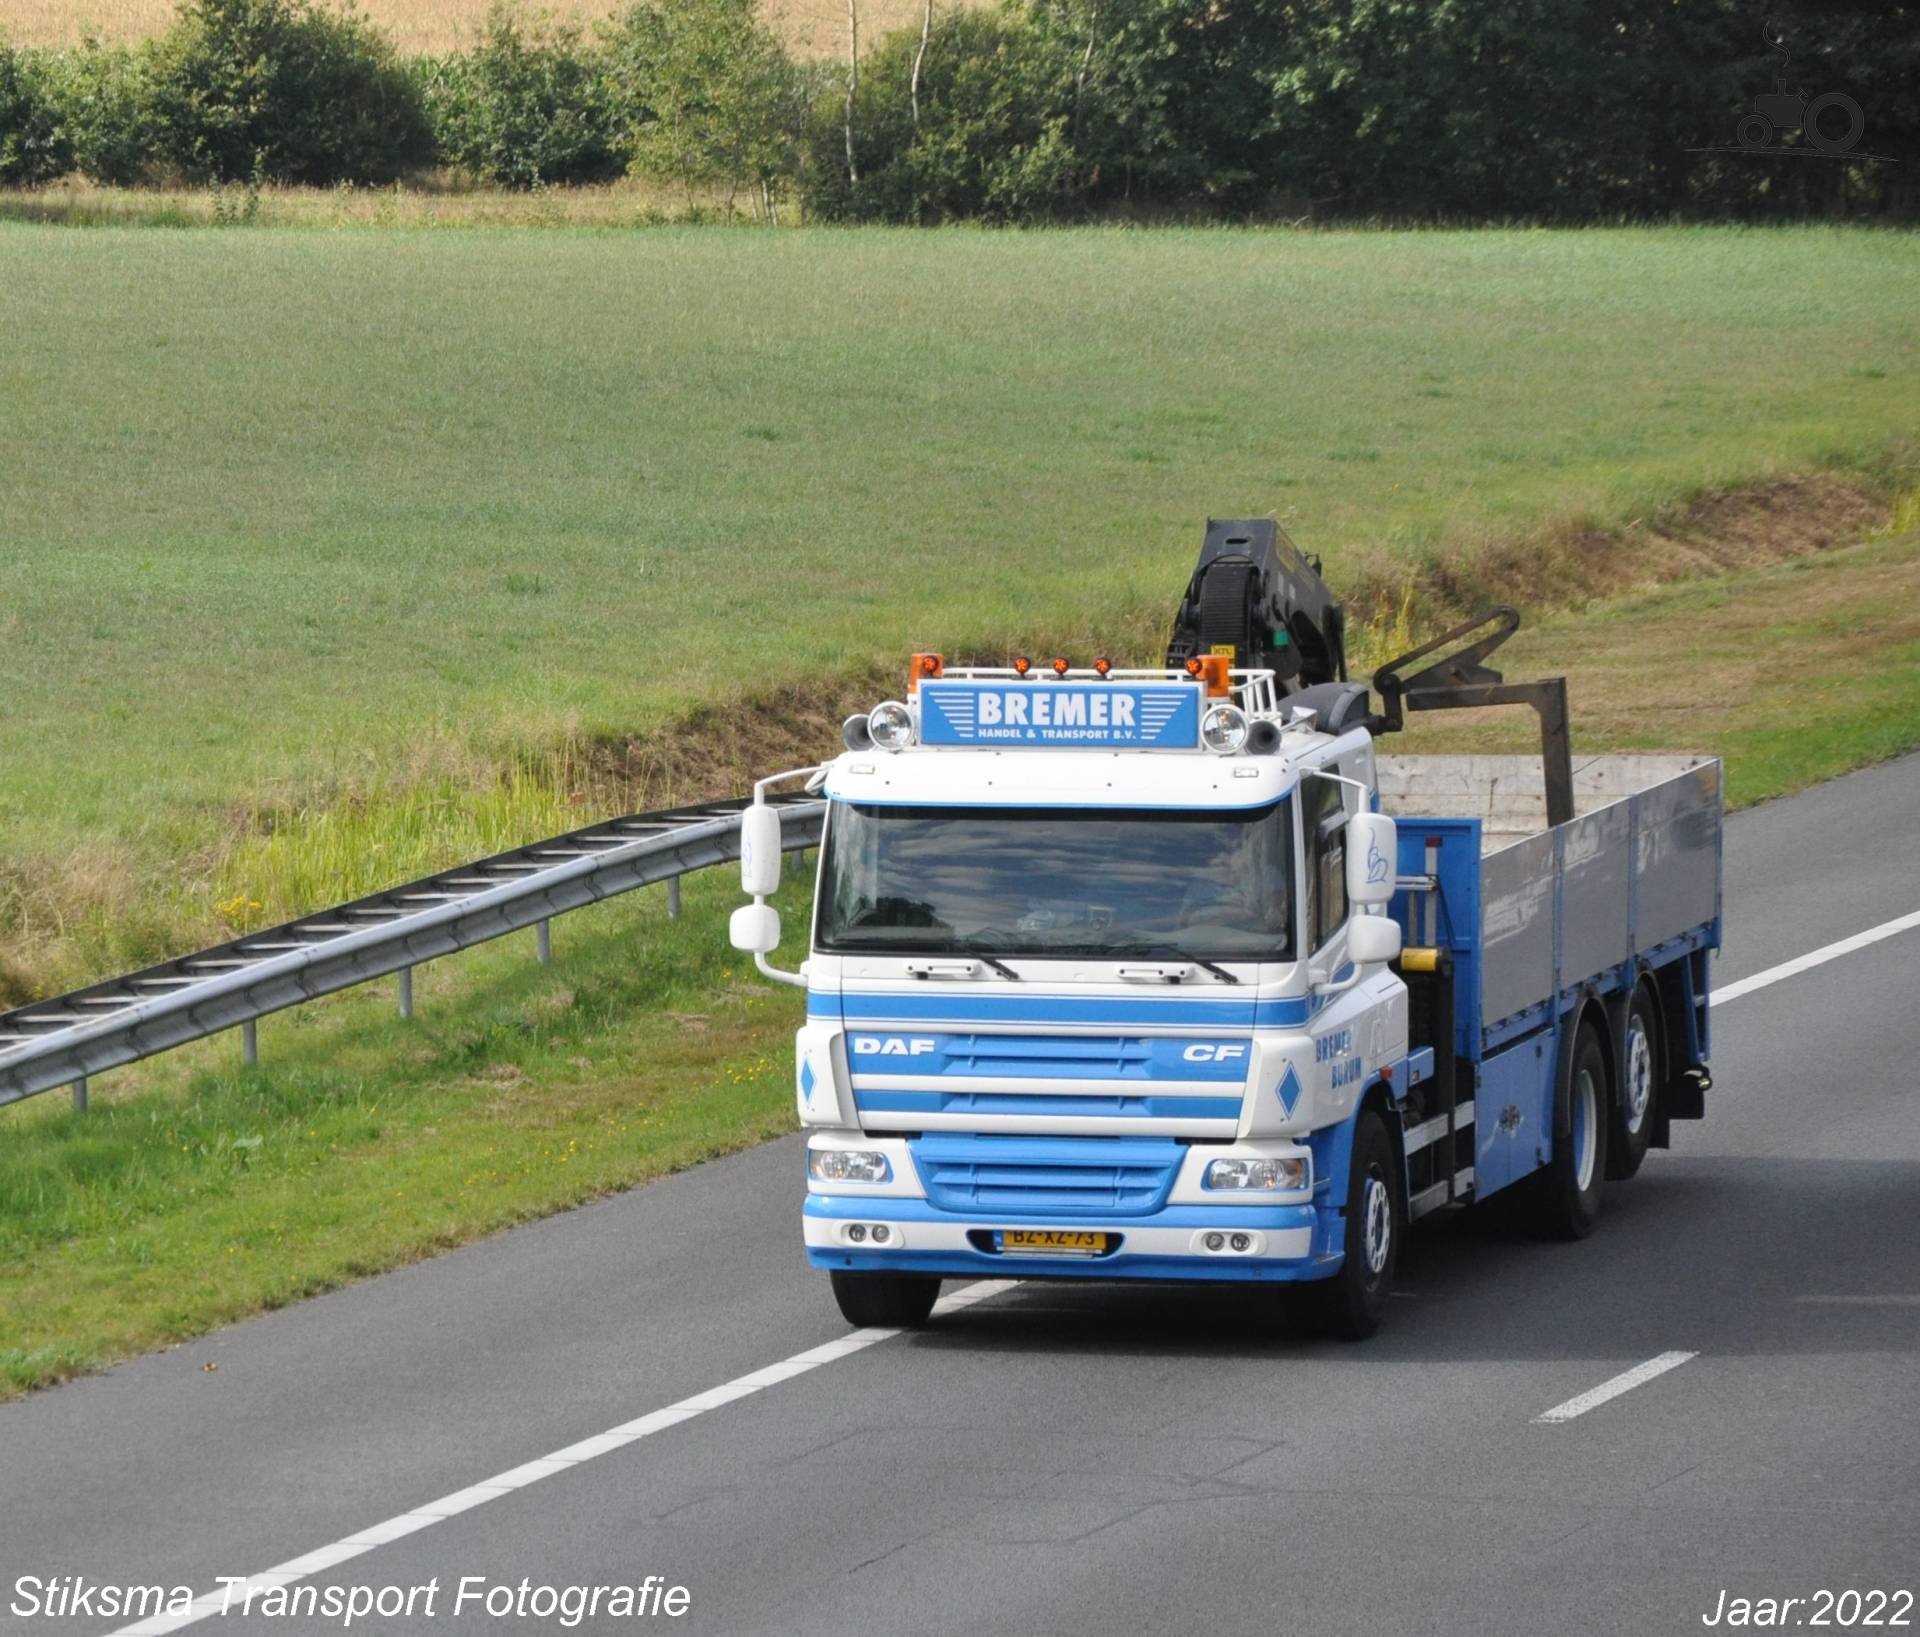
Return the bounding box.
[1301,773,1350,952]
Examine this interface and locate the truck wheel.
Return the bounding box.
[1522,1023,1609,1240]
[1302,1111,1399,1340]
[829,1271,941,1329]
[1606,983,1661,1181]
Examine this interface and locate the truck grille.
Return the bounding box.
[911,1134,1184,1217]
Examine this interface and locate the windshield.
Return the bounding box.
[815,801,1296,962]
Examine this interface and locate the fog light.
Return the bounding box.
[1205,1157,1308,1192]
[1201,704,1249,754]
[867,701,915,751]
[1230,1233,1251,1252]
[847,1223,867,1243]
[810,1148,892,1184]
[1204,1232,1225,1251]
[870,1224,891,1243]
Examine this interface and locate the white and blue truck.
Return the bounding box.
[730,521,1721,1337]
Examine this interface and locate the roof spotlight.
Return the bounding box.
[1201,704,1250,754]
[1093,657,1113,677]
[1012,655,1033,676]
[867,701,915,750]
[1050,657,1070,676]
[1185,657,1205,678]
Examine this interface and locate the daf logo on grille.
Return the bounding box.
[852,1036,938,1057]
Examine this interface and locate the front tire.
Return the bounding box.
[1521,1022,1609,1239]
[1607,983,1661,1181]
[829,1270,940,1329]
[1302,1111,1400,1340]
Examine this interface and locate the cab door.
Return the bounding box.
[1301,757,1404,1127]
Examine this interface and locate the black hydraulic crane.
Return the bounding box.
[1166,517,1575,827]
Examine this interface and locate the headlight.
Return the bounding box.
[1205,1156,1308,1192]
[867,701,915,750]
[809,1148,892,1184]
[1201,704,1249,754]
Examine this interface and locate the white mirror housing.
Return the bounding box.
[739,803,783,897]
[1346,811,1398,910]
[1347,912,1403,967]
[729,902,782,955]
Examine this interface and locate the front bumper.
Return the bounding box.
[802,1193,1330,1283]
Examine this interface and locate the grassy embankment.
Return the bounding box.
[0,223,1915,1393]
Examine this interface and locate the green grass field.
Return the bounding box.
[3,223,1916,993]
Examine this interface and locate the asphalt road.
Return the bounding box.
[5,754,1917,1637]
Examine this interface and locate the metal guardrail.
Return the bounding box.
[0,793,825,1111]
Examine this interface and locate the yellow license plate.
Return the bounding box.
[1001,1229,1109,1255]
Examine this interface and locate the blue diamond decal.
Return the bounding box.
[799,1060,817,1100]
[1274,1063,1303,1118]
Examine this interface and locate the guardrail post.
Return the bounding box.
[398,966,414,1019]
[71,1076,87,1113]
[666,877,682,920]
[537,919,552,965]
[242,1019,258,1065]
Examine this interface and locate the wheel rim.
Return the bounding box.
[1572,1068,1598,1192]
[1362,1169,1392,1278]
[1625,1018,1653,1136]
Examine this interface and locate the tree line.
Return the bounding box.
[2,0,1914,221]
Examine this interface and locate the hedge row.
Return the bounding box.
[0,0,806,194]
[3,0,1916,219]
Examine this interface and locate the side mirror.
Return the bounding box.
[1346,811,1397,910]
[740,802,783,897]
[1347,912,1402,967]
[729,902,782,955]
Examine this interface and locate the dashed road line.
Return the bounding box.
[1714,909,1920,1005]
[110,1279,1019,1636]
[1534,1351,1699,1424]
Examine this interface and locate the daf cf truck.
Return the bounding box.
[728,521,1720,1338]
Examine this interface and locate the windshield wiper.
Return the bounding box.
[950,943,1022,981]
[1064,942,1243,983]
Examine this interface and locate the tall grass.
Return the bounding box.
[214,753,589,930]
[0,739,603,1000]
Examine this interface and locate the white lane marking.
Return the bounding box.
[1714,909,1920,1005]
[1533,1350,1698,1424]
[109,1279,1018,1636]
[1796,1293,1920,1308]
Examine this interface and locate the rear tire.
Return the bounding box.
[1301,1111,1399,1340]
[829,1270,941,1329]
[1606,983,1661,1181]
[1521,1023,1609,1239]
